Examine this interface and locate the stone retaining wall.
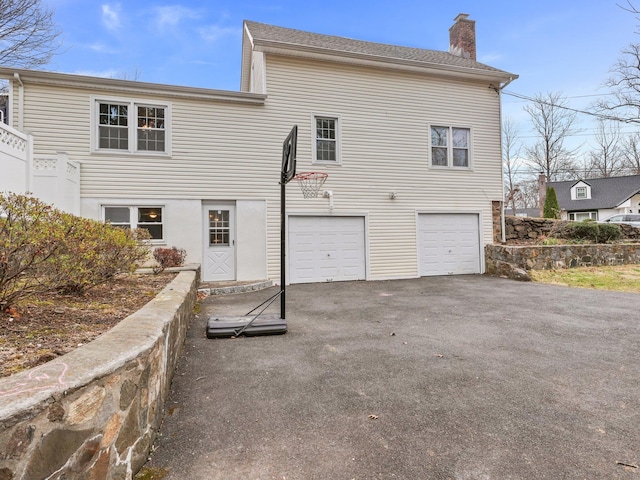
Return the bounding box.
[505,216,640,243]
[0,270,198,480]
[486,244,640,278]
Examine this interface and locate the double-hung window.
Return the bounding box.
[313,115,341,164]
[430,126,471,168]
[104,206,164,241]
[95,98,170,154]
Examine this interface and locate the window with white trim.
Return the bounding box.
[568,211,597,221]
[313,115,340,163]
[104,206,164,240]
[575,186,587,199]
[570,183,591,200]
[95,99,169,154]
[430,126,471,168]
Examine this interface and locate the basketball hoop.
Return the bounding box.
[293,172,328,198]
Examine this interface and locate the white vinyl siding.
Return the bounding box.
[18,54,503,282]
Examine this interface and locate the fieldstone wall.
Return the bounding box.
[486,243,640,274]
[504,216,640,243]
[0,270,198,480]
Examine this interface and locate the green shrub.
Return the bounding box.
[46,216,150,294]
[0,193,71,310]
[0,193,150,310]
[596,223,622,243]
[559,221,621,243]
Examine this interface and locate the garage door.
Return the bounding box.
[289,216,366,284]
[418,213,480,276]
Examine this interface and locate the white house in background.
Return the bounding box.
[0,14,517,283]
[547,175,640,222]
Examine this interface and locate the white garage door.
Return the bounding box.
[418,213,481,276]
[289,216,366,284]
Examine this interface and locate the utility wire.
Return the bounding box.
[501,89,640,125]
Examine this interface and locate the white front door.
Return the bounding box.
[202,204,236,282]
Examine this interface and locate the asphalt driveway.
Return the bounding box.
[145,276,640,479]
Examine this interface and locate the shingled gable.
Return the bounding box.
[241,19,517,91]
[548,175,640,211]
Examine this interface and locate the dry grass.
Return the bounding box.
[529,265,640,293]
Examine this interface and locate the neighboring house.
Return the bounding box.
[547,176,640,222]
[0,14,517,283]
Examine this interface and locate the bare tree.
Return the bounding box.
[585,119,625,177]
[0,0,60,68]
[621,131,640,174]
[502,116,522,213]
[524,92,581,181]
[596,2,640,122]
[515,178,539,210]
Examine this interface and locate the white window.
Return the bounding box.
[575,186,587,199]
[104,206,164,241]
[94,98,170,154]
[430,126,471,168]
[313,115,341,164]
[568,211,597,221]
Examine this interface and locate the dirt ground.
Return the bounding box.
[0,272,176,378]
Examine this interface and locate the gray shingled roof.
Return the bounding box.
[548,175,640,211]
[244,20,515,78]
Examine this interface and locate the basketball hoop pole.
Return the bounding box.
[280,125,298,320]
[280,169,286,319]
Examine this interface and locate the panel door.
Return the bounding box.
[418,213,480,276]
[289,216,366,284]
[202,205,236,282]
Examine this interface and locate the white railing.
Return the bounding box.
[31,154,81,215]
[0,121,31,193]
[0,121,80,214]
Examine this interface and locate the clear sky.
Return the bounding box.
[43,0,639,153]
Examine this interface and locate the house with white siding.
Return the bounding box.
[547,175,640,221]
[0,14,517,284]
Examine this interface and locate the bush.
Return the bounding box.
[0,193,151,310]
[0,193,71,310]
[559,221,622,243]
[153,246,186,272]
[46,217,150,294]
[596,223,623,243]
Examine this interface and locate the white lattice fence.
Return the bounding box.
[0,122,30,193]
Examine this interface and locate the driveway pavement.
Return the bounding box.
[145,276,640,479]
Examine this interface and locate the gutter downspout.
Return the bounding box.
[496,79,516,244]
[13,73,24,131]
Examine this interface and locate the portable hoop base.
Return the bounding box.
[207,314,287,338]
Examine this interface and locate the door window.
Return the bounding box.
[208,210,230,246]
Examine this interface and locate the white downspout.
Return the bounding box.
[14,73,24,131]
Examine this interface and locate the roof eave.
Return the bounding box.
[240,21,254,92]
[253,40,517,84]
[0,66,267,105]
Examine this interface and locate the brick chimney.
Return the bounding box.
[449,13,476,60]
